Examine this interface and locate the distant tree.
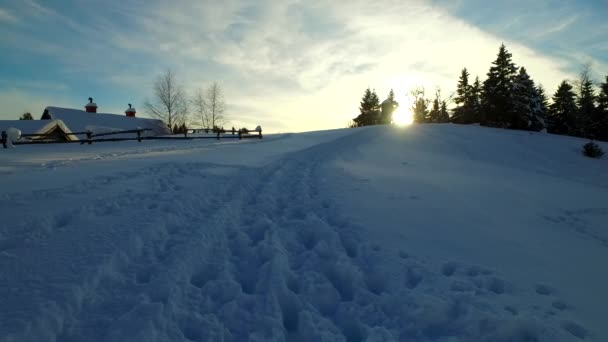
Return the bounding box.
[452,68,471,123]
[380,89,398,124]
[439,100,450,123]
[428,94,441,123]
[548,81,578,135]
[144,69,189,129]
[411,87,429,123]
[470,76,482,123]
[595,76,608,141]
[429,88,450,123]
[192,88,211,129]
[575,64,596,137]
[353,88,381,127]
[19,112,33,120]
[511,67,544,131]
[482,44,518,127]
[206,82,226,128]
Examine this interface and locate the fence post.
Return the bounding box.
[137,130,142,142]
[216,131,220,140]
[86,131,92,145]
[184,130,188,138]
[238,130,242,140]
[1,131,6,149]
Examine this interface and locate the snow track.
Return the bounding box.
[0,126,603,341]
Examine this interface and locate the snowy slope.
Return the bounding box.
[0,125,606,342]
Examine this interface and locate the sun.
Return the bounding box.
[392,106,414,126]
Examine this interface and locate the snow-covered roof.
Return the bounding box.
[41,107,171,137]
[0,119,77,141]
[85,102,98,108]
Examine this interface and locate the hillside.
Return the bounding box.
[0,124,607,341]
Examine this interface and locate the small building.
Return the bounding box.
[0,119,76,142]
[40,98,171,138]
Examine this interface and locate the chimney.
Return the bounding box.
[85,97,98,113]
[125,103,136,117]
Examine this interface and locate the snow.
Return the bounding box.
[0,124,607,341]
[42,107,171,137]
[0,119,77,141]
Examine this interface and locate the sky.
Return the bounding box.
[0,0,607,132]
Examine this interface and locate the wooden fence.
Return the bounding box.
[1,127,262,149]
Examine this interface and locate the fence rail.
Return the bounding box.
[1,127,262,149]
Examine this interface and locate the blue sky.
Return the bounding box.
[0,0,606,132]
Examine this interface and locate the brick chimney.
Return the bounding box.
[85,97,98,113]
[125,103,136,117]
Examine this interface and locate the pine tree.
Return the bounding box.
[470,76,482,123]
[413,98,429,123]
[548,81,578,135]
[428,97,441,123]
[594,76,608,141]
[411,87,429,123]
[452,68,471,124]
[439,100,450,123]
[576,66,596,137]
[353,88,381,127]
[482,44,518,127]
[537,85,550,118]
[19,112,33,120]
[511,67,544,131]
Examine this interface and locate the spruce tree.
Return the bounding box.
[482,44,518,127]
[19,112,33,120]
[576,67,596,137]
[470,76,482,123]
[537,85,550,118]
[439,100,450,123]
[413,98,429,123]
[548,81,578,135]
[411,87,429,123]
[512,67,544,131]
[354,88,381,127]
[452,68,470,123]
[594,76,608,141]
[429,97,441,123]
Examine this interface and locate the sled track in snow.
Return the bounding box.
[0,129,591,341]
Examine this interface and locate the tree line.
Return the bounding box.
[353,44,608,143]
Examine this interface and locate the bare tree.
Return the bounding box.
[144,69,188,130]
[192,88,211,129]
[206,82,226,128]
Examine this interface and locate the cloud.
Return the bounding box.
[0,0,597,132]
[0,8,18,23]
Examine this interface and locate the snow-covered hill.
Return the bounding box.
[0,124,606,341]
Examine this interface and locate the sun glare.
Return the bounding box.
[392,106,413,126]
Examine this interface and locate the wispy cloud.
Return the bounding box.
[533,15,579,39]
[0,0,604,132]
[0,8,18,23]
